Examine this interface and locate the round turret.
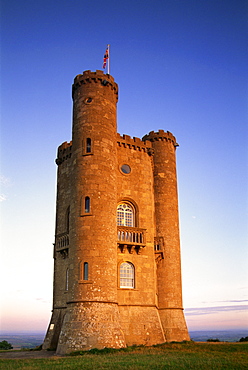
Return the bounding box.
[55,71,125,354]
[72,70,118,101]
[143,130,190,342]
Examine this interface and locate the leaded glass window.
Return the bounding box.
[120,262,134,288]
[117,203,134,227]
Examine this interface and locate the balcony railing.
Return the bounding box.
[117,226,146,246]
[56,232,69,250]
[154,236,164,262]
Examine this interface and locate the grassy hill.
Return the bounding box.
[0,341,247,369]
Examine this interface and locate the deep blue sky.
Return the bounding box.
[1,0,247,332]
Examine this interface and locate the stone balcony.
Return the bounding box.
[55,232,69,258]
[154,236,164,263]
[117,226,146,254]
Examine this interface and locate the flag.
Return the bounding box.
[103,46,109,69]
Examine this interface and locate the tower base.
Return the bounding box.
[118,305,166,346]
[159,308,190,342]
[54,302,126,355]
[43,307,66,351]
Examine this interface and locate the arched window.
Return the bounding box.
[65,268,69,291]
[86,138,91,153]
[117,203,134,227]
[83,262,89,280]
[85,196,90,213]
[120,262,135,288]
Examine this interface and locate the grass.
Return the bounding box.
[0,341,247,369]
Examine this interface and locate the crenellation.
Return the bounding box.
[133,136,143,144]
[117,133,152,155]
[142,130,179,147]
[72,70,118,101]
[56,141,72,165]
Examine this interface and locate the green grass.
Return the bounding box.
[0,342,247,369]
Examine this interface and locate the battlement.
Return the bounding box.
[142,130,179,147]
[72,70,118,101]
[56,141,72,165]
[117,133,154,155]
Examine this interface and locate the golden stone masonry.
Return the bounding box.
[43,70,190,354]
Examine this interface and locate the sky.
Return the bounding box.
[0,0,247,334]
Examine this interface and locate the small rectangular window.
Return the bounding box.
[85,196,90,213]
[86,138,91,153]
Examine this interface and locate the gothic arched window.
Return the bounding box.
[120,262,135,288]
[117,203,134,227]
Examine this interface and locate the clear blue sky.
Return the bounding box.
[1,0,247,333]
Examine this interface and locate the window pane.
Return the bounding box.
[120,262,134,288]
[86,138,91,153]
[117,203,134,227]
[85,196,90,213]
[84,262,88,280]
[121,164,131,174]
[66,269,69,291]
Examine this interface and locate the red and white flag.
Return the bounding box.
[103,45,109,69]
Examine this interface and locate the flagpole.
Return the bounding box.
[107,44,110,75]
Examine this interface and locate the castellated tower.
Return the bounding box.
[43,70,189,354]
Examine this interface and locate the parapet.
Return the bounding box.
[142,130,179,147]
[72,70,118,101]
[56,141,72,165]
[117,133,154,156]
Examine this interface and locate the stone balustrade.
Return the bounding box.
[117,226,146,246]
[56,232,69,250]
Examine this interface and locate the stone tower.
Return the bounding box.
[43,70,189,354]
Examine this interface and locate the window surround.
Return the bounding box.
[82,137,93,156]
[119,163,131,175]
[78,261,92,284]
[80,195,93,216]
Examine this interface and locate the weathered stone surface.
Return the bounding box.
[43,70,189,355]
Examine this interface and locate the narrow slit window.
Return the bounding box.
[83,262,89,280]
[86,138,91,153]
[85,196,90,213]
[66,206,70,233]
[65,268,69,291]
